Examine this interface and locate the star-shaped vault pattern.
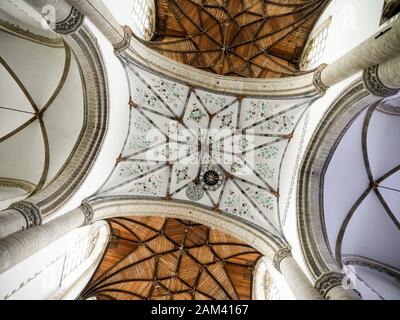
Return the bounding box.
[93,56,316,243]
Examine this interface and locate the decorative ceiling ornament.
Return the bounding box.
[200,165,224,191]
[94,56,317,241]
[185,182,204,201]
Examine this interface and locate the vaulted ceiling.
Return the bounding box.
[92,55,316,245]
[143,0,330,78]
[80,217,261,300]
[323,96,400,299]
[0,15,84,209]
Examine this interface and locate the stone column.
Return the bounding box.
[313,16,400,94]
[315,272,361,300]
[0,203,93,274]
[273,248,323,300]
[0,202,42,239]
[64,0,132,52]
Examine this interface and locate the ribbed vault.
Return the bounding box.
[80,217,262,300]
[144,0,330,78]
[323,96,400,299]
[0,21,84,206]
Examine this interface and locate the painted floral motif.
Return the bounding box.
[237,136,250,152]
[260,114,294,133]
[128,136,151,152]
[153,144,179,160]
[152,79,185,110]
[189,105,207,123]
[256,163,275,180]
[175,167,190,184]
[118,163,153,178]
[133,87,160,110]
[129,173,164,196]
[223,189,252,219]
[230,162,243,174]
[127,116,157,151]
[245,101,280,122]
[200,93,228,112]
[218,111,234,129]
[244,187,275,211]
[258,145,279,160]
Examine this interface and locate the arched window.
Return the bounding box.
[132,0,154,40]
[300,16,332,71]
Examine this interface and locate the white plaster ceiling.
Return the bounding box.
[0,23,84,205]
[323,95,400,299]
[93,56,316,242]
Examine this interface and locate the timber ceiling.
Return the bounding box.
[143,0,330,78]
[80,217,262,300]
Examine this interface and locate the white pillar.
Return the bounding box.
[273,248,323,300]
[64,0,131,51]
[0,210,29,239]
[315,272,361,300]
[0,202,42,239]
[0,204,93,274]
[318,16,400,89]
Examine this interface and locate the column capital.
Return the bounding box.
[79,201,94,225]
[362,64,399,97]
[8,201,42,228]
[113,25,133,53]
[313,64,329,95]
[314,271,344,297]
[273,247,292,272]
[54,7,85,35]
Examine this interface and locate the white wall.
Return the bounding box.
[48,20,130,219]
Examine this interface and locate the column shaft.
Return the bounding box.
[378,55,400,88]
[65,0,126,46]
[320,17,400,88]
[279,256,324,300]
[0,208,85,274]
[0,210,27,239]
[325,286,361,300]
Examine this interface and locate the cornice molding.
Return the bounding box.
[362,64,399,97]
[314,272,344,297]
[88,197,282,260]
[272,247,292,272]
[113,25,133,53]
[80,201,94,225]
[54,7,85,35]
[9,201,42,228]
[313,64,329,96]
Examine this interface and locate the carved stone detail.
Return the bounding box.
[314,272,344,297]
[80,202,94,225]
[273,247,292,272]
[9,201,42,228]
[313,63,329,95]
[113,26,133,53]
[54,7,85,35]
[362,64,399,97]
